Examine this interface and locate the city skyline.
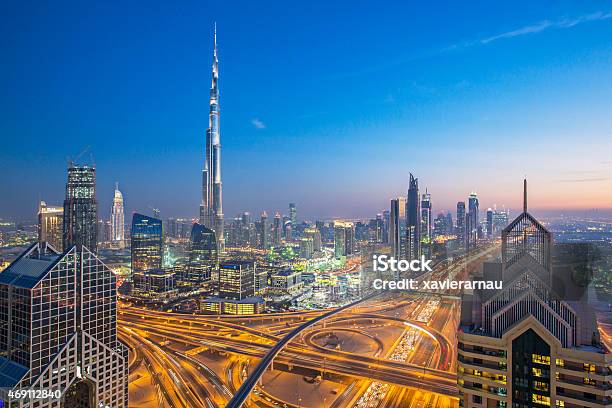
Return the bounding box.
[1,2,612,221]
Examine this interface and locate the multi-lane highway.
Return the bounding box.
[118,245,499,407]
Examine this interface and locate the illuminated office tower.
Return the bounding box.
[389,197,407,260]
[131,213,163,275]
[0,242,128,407]
[382,210,390,244]
[299,237,314,259]
[406,173,421,260]
[420,189,432,241]
[289,203,297,226]
[62,164,97,252]
[456,201,466,246]
[273,212,282,247]
[218,261,255,300]
[187,223,218,283]
[467,191,479,247]
[433,213,446,237]
[199,26,225,252]
[110,182,125,248]
[445,212,453,235]
[458,180,609,408]
[334,221,355,259]
[284,219,293,242]
[372,214,384,243]
[38,201,63,250]
[493,208,509,234]
[304,227,322,252]
[255,211,269,249]
[486,208,493,238]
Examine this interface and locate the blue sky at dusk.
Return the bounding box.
[1,1,611,221]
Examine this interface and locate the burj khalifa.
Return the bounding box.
[200,25,225,251]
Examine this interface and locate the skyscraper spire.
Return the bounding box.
[200,24,224,252]
[523,178,528,213]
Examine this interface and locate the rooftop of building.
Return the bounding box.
[272,268,299,277]
[133,268,175,277]
[0,243,61,289]
[0,357,29,388]
[220,260,255,268]
[202,296,264,304]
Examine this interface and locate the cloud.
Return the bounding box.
[251,118,266,129]
[447,11,612,50]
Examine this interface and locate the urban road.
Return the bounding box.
[118,244,499,408]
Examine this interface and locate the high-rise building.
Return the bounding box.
[486,207,493,238]
[420,189,432,241]
[256,211,269,249]
[187,223,218,283]
[62,164,97,252]
[110,182,125,248]
[368,214,385,244]
[97,219,111,244]
[218,260,255,300]
[492,208,509,235]
[37,201,63,250]
[304,227,322,252]
[389,197,407,260]
[456,201,466,245]
[458,180,608,408]
[131,213,163,275]
[406,173,421,260]
[445,212,453,235]
[334,221,355,259]
[0,242,128,407]
[382,210,390,244]
[200,26,225,252]
[289,203,297,227]
[284,218,293,242]
[467,191,479,248]
[299,237,314,259]
[433,212,447,237]
[273,212,282,247]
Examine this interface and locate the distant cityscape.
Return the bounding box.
[0,23,610,408]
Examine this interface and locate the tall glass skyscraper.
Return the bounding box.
[333,221,355,259]
[62,164,97,252]
[420,190,432,239]
[390,197,407,260]
[0,242,128,407]
[110,182,125,249]
[406,173,421,261]
[187,223,218,283]
[38,200,63,251]
[289,203,297,226]
[200,25,225,252]
[131,213,163,274]
[456,201,466,246]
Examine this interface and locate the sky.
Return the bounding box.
[1,1,611,221]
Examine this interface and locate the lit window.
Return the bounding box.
[555,358,564,367]
[532,367,543,377]
[583,377,596,386]
[555,401,564,407]
[532,354,551,365]
[583,363,595,373]
[532,395,551,406]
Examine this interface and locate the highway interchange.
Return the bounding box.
[119,245,499,408]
